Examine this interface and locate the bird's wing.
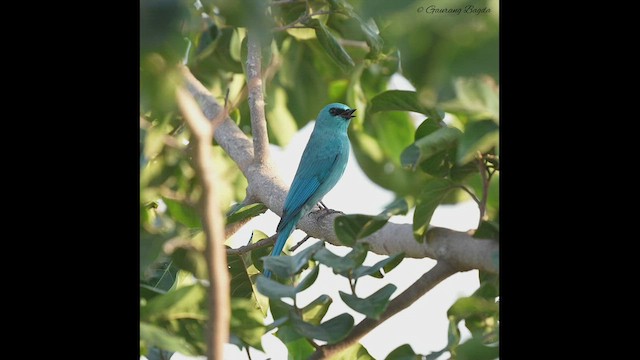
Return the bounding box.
[277,151,341,232]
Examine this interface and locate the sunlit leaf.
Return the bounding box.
[370,90,427,114]
[445,76,499,122]
[340,284,396,319]
[331,342,375,360]
[309,19,355,72]
[301,294,332,325]
[226,202,268,225]
[275,325,316,360]
[266,87,299,146]
[456,337,499,360]
[141,260,179,300]
[457,119,499,164]
[140,322,197,356]
[140,284,207,323]
[401,127,462,171]
[413,178,456,241]
[385,344,419,360]
[229,298,266,351]
[162,197,201,229]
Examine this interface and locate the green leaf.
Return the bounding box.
[140,284,208,323]
[381,197,410,217]
[425,316,461,360]
[331,342,375,360]
[291,312,354,343]
[370,90,426,114]
[171,243,208,280]
[334,199,408,246]
[227,250,254,299]
[275,325,316,360]
[334,214,386,246]
[266,87,299,146]
[446,76,499,122]
[226,202,268,226]
[327,0,383,61]
[369,110,415,164]
[295,265,320,293]
[140,322,197,356]
[145,347,175,360]
[316,244,369,276]
[340,284,396,319]
[309,19,355,72]
[414,118,444,140]
[474,220,499,241]
[313,247,358,273]
[269,297,295,322]
[385,344,419,360]
[353,253,405,279]
[474,272,499,300]
[456,337,499,360]
[301,294,332,325]
[140,260,179,299]
[229,298,266,351]
[162,197,201,228]
[401,127,462,171]
[262,241,323,278]
[140,228,176,277]
[413,178,456,241]
[457,119,499,164]
[450,296,499,341]
[256,275,297,299]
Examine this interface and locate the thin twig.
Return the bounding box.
[476,153,490,226]
[309,261,458,360]
[226,234,278,256]
[348,275,357,296]
[176,87,230,360]
[455,185,481,205]
[246,32,270,164]
[289,234,312,252]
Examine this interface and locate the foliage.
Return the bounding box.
[141,0,499,358]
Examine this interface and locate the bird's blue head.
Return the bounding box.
[316,103,356,132]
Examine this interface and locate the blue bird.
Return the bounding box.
[263,103,356,278]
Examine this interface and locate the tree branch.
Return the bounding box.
[226,234,277,256]
[309,261,458,359]
[247,32,270,165]
[180,66,499,274]
[176,87,230,360]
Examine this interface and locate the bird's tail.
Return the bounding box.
[263,220,296,278]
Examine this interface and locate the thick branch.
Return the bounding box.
[180,67,499,274]
[247,33,270,164]
[176,88,230,360]
[309,261,458,359]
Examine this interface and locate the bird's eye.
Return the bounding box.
[329,108,345,116]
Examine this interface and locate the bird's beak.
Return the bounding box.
[340,108,356,119]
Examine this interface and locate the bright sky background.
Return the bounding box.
[146,75,484,360]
